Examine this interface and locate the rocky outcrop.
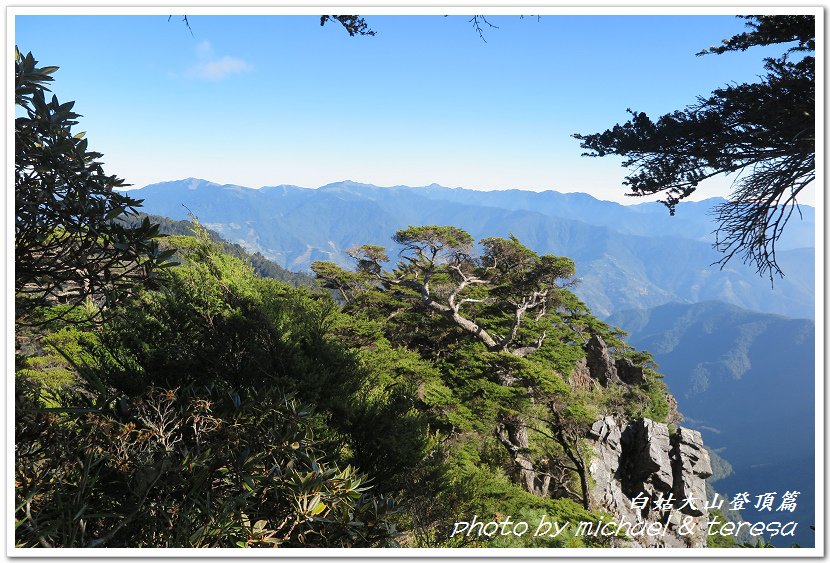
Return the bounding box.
[672,428,712,516]
[496,415,551,498]
[587,416,713,548]
[570,332,711,546]
[624,419,675,492]
[584,334,619,386]
[571,331,682,423]
[665,392,682,425]
[615,357,646,386]
[568,357,595,390]
[577,334,647,388]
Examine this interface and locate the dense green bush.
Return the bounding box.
[16,385,398,547]
[15,230,402,548]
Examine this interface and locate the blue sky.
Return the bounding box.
[14,12,808,203]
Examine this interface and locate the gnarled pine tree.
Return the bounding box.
[314,226,595,505]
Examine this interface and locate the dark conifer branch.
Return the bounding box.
[573,15,815,281]
[320,15,376,37]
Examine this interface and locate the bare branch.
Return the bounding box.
[168,15,194,37]
[469,15,498,42]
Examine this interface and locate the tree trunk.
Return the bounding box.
[496,414,549,497]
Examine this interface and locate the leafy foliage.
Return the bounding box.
[573,15,815,280]
[15,229,406,548]
[16,386,398,548]
[320,15,376,36]
[15,49,170,324]
[15,313,97,392]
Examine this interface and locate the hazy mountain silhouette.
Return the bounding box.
[126,179,815,319]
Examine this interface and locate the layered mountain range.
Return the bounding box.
[126,178,815,320]
[127,178,816,546]
[609,301,815,547]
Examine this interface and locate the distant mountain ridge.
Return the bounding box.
[608,301,815,547]
[123,213,317,288]
[126,178,815,319]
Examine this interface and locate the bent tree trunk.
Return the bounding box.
[495,414,550,498]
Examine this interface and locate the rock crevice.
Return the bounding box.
[587,416,712,547]
[572,331,712,547]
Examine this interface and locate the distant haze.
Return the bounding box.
[120,176,814,207]
[126,178,816,320]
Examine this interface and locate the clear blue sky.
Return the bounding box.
[14,12,806,203]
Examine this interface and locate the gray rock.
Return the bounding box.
[588,416,622,483]
[671,427,713,516]
[586,417,632,545]
[623,419,674,491]
[588,417,712,548]
[585,333,619,386]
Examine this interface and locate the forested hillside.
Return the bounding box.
[120,213,317,287]
[17,223,686,547]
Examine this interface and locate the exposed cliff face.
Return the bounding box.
[587,417,713,547]
[573,333,713,547]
